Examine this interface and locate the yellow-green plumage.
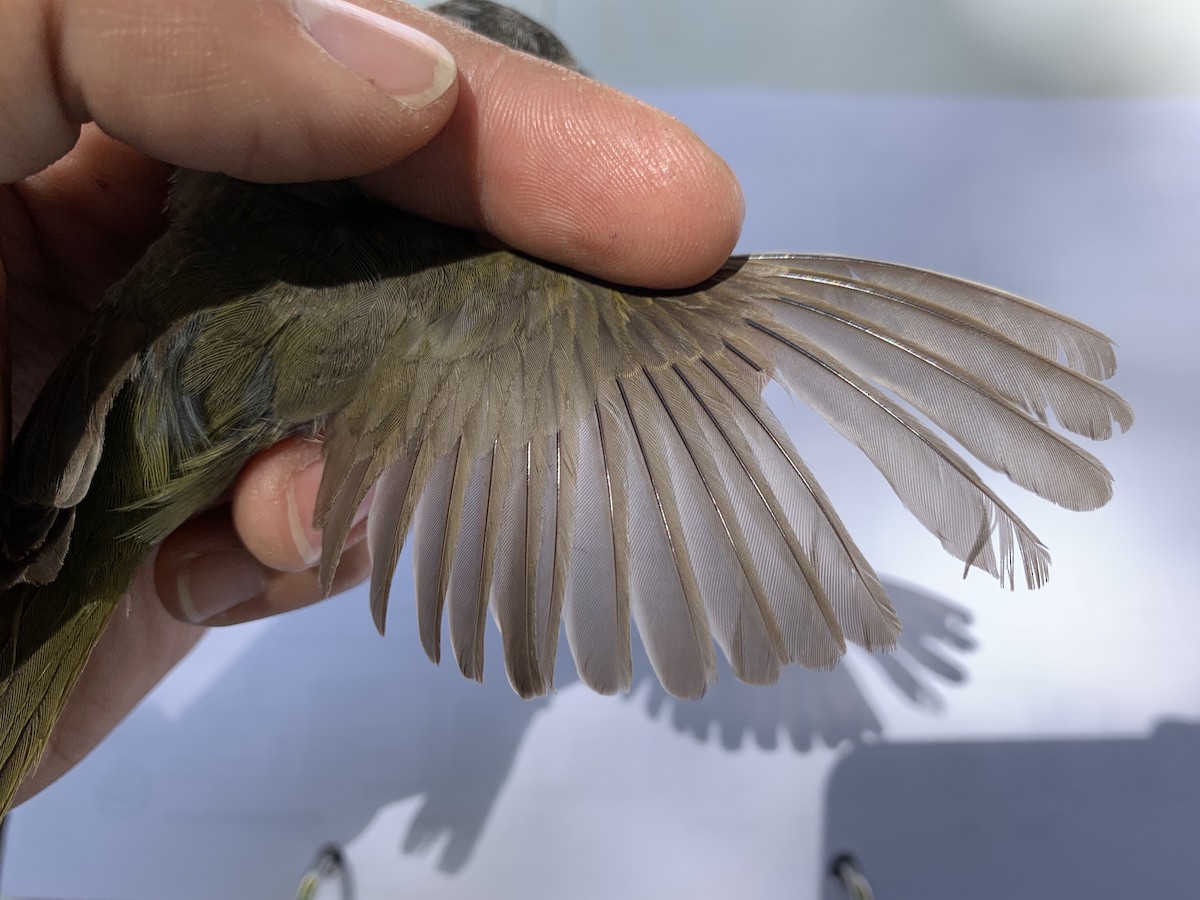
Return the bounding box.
[0,1,1131,818]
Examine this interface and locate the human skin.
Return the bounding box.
[0,0,743,804]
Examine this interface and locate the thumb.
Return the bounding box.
[1,0,458,183]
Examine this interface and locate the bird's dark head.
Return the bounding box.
[431,0,582,71]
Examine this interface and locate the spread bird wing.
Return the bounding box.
[311,252,1131,699]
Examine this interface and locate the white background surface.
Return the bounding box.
[5,6,1200,899]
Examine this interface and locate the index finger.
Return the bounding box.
[357,3,746,289]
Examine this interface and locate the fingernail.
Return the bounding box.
[287,461,374,567]
[176,550,268,624]
[288,460,326,566]
[292,0,456,107]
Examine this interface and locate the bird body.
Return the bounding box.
[0,1,1130,818]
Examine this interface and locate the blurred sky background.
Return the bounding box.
[451,0,1200,95]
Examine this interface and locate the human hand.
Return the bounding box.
[1,0,743,804]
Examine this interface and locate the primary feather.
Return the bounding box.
[0,0,1131,817]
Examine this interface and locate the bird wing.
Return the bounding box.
[311,251,1131,699]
